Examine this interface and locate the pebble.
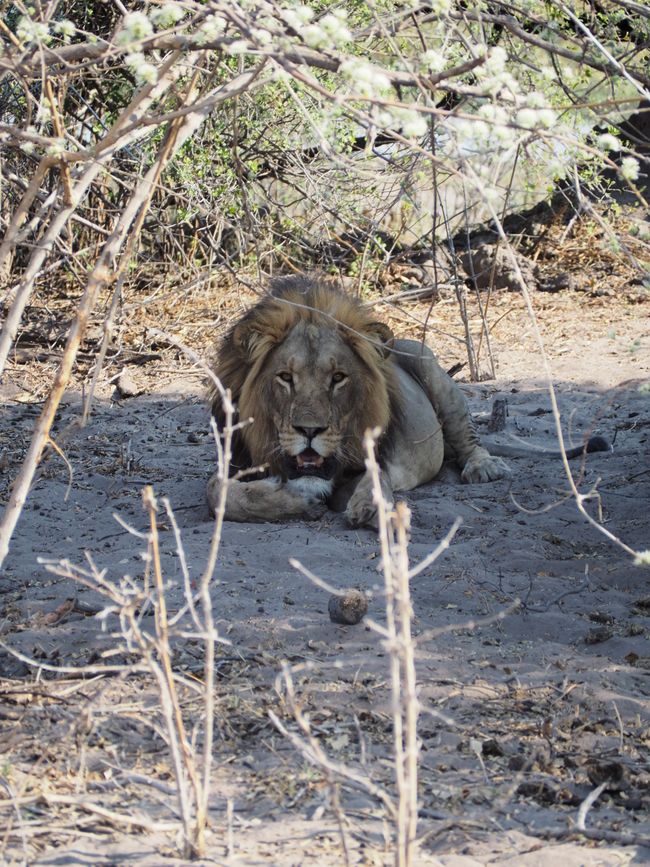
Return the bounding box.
[328,590,368,625]
[116,368,141,398]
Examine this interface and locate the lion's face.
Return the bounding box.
[240,320,390,481]
[260,321,369,481]
[214,278,401,484]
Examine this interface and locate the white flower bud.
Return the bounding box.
[226,39,250,55]
[537,109,556,128]
[526,91,548,109]
[483,46,507,76]
[196,14,227,44]
[54,20,76,39]
[376,109,395,129]
[252,28,272,45]
[46,138,66,157]
[340,59,391,96]
[125,53,158,85]
[302,24,328,49]
[397,109,428,138]
[284,4,315,27]
[117,11,154,45]
[620,156,640,181]
[427,0,452,15]
[597,133,620,152]
[151,3,186,29]
[421,49,445,73]
[516,108,538,129]
[17,16,51,45]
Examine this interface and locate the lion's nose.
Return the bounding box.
[293,425,326,440]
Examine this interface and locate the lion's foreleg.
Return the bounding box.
[207,473,326,522]
[401,345,510,484]
[438,390,510,483]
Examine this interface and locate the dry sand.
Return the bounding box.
[1,290,649,865]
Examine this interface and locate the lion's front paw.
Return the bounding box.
[461,451,511,484]
[345,493,379,529]
[345,472,394,528]
[345,480,394,529]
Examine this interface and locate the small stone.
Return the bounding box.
[586,760,627,788]
[482,738,505,757]
[508,754,526,771]
[537,272,576,293]
[584,625,613,644]
[328,590,368,625]
[588,610,614,624]
[116,369,141,398]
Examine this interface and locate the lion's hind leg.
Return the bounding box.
[207,473,327,522]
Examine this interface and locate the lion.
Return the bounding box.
[207,275,512,527]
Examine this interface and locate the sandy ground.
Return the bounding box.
[1,290,649,865]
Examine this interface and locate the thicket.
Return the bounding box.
[1,0,648,565]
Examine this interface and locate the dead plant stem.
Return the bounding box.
[142,486,201,857]
[395,502,419,862]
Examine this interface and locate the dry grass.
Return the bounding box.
[7,202,646,409]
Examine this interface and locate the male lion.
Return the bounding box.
[207,275,510,526]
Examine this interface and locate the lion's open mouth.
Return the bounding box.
[296,448,325,471]
[284,448,337,480]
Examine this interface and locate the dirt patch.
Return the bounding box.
[1,288,649,865]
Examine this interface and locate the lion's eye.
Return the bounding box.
[331,372,347,385]
[277,371,293,384]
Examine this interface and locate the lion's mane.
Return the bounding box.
[211,275,402,476]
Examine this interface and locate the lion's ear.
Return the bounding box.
[366,321,394,357]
